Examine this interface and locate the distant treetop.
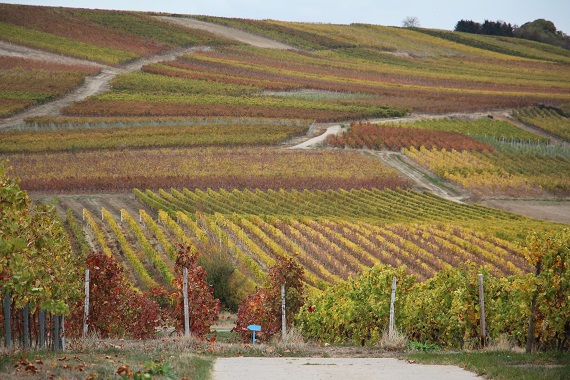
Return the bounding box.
[402,16,420,28]
[455,19,514,37]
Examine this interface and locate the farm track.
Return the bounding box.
[497,115,570,146]
[287,115,570,221]
[155,16,296,50]
[0,45,211,129]
[370,151,464,202]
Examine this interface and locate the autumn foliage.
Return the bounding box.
[171,245,220,337]
[66,245,220,339]
[325,122,495,151]
[5,147,407,193]
[67,251,162,339]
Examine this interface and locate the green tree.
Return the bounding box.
[515,19,570,49]
[0,161,81,315]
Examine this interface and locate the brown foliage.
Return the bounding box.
[62,99,375,122]
[67,251,162,339]
[0,4,166,55]
[326,122,495,151]
[234,257,305,342]
[171,245,220,337]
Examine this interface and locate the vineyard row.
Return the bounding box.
[135,187,522,223]
[80,205,531,295]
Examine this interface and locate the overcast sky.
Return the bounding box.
[3,0,570,34]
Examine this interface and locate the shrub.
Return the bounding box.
[171,244,220,337]
[234,257,305,342]
[298,264,414,346]
[67,251,162,339]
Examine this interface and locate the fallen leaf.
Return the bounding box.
[117,365,133,378]
[25,364,38,374]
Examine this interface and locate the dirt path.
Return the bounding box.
[287,124,347,149]
[212,357,479,380]
[155,16,295,50]
[495,115,570,146]
[371,150,464,202]
[0,45,209,130]
[0,40,105,67]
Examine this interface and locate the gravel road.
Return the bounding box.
[211,357,480,380]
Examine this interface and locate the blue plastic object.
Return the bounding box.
[247,324,262,344]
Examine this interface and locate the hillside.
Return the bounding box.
[1,3,569,309]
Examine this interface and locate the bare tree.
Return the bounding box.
[402,16,420,28]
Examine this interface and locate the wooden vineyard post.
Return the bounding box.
[3,292,10,348]
[183,267,190,337]
[83,269,90,338]
[281,283,286,339]
[526,260,542,354]
[478,274,486,348]
[389,277,397,338]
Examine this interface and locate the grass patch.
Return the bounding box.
[0,341,214,380]
[405,351,570,380]
[0,354,12,372]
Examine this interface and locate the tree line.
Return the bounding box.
[455,19,570,50]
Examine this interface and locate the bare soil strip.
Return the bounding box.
[495,115,570,146]
[480,199,570,224]
[211,357,480,380]
[371,150,464,202]
[155,16,296,50]
[286,124,347,149]
[0,40,105,67]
